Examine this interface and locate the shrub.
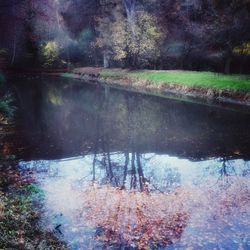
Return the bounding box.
[0,73,16,121]
[40,41,59,68]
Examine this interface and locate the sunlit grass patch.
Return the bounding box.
[100,69,250,92]
[131,70,250,91]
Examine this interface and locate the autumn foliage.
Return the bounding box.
[81,185,190,249]
[79,176,250,249]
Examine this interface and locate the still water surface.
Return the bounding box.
[11,77,250,249]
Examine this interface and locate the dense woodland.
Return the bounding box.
[0,0,250,73]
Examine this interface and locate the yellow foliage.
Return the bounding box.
[233,42,250,55]
[41,41,59,67]
[95,6,164,65]
[48,87,62,105]
[111,11,163,64]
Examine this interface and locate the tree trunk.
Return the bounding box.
[122,152,129,188]
[103,51,109,68]
[11,33,16,65]
[136,153,145,192]
[11,1,16,66]
[130,152,137,189]
[224,57,232,74]
[66,48,70,71]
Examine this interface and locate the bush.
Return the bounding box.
[40,41,60,68]
[0,73,16,121]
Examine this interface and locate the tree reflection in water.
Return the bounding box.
[79,152,188,249]
[19,153,250,249]
[74,153,250,249]
[80,184,189,249]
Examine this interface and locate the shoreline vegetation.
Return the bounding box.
[0,73,15,124]
[4,68,250,107]
[59,68,250,107]
[0,160,68,249]
[0,72,67,249]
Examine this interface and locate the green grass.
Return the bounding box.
[100,70,250,92]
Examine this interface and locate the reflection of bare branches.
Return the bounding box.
[243,161,250,176]
[130,152,137,190]
[220,159,229,177]
[217,158,240,187]
[136,153,147,192]
[122,152,129,189]
[148,167,181,193]
[141,153,156,162]
[91,152,183,192]
[201,158,246,188]
[92,153,96,182]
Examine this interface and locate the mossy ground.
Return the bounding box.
[0,161,68,249]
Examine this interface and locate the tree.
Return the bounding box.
[95,1,163,68]
[113,10,163,67]
[205,0,250,74]
[94,0,119,68]
[40,41,59,67]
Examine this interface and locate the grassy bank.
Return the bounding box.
[0,161,68,249]
[100,69,250,92]
[66,68,250,105]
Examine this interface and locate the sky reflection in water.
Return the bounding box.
[19,154,250,249]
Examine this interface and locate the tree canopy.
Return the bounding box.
[0,0,249,73]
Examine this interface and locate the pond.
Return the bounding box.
[1,76,250,249]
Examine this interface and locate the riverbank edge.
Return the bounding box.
[5,68,250,107]
[58,69,250,107]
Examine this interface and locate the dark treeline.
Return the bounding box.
[0,0,249,73]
